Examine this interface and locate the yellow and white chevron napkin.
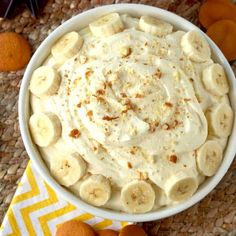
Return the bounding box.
[0,162,128,236]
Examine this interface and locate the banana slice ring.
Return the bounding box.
[121,180,155,213]
[196,140,223,176]
[139,15,173,36]
[181,31,211,62]
[29,66,61,97]
[51,153,86,187]
[79,175,111,207]
[29,112,61,147]
[165,172,198,202]
[89,13,124,37]
[206,103,234,138]
[202,63,229,96]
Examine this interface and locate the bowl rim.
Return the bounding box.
[19,3,236,222]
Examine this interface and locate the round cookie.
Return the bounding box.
[0,32,31,71]
[56,220,95,236]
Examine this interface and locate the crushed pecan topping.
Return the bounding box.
[172,120,179,129]
[77,102,82,108]
[127,162,132,169]
[122,99,135,113]
[69,129,81,138]
[102,115,119,121]
[165,102,173,107]
[121,47,132,57]
[120,92,127,98]
[66,87,71,96]
[149,121,159,133]
[175,110,180,115]
[87,110,93,116]
[86,111,93,121]
[135,93,144,98]
[97,89,105,95]
[130,150,135,155]
[96,96,106,103]
[169,154,178,163]
[104,81,112,88]
[130,146,138,155]
[161,123,170,130]
[155,69,162,79]
[184,98,191,102]
[84,99,90,104]
[85,68,93,79]
[138,171,148,180]
[106,70,112,75]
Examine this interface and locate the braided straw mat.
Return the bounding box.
[0,0,236,235]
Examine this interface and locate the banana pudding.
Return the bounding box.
[28,13,233,213]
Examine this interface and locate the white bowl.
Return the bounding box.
[19,4,236,222]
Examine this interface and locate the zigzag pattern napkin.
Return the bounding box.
[0,162,128,236]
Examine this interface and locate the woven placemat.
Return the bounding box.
[0,0,236,235]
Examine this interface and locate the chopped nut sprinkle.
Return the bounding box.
[172,120,179,129]
[120,93,127,98]
[169,154,178,163]
[130,150,135,155]
[97,89,105,95]
[127,162,132,169]
[96,96,106,103]
[66,87,71,96]
[120,47,132,57]
[122,99,135,113]
[77,102,82,108]
[135,93,144,98]
[104,81,112,88]
[184,98,191,102]
[161,123,170,130]
[155,69,162,79]
[85,68,93,79]
[138,171,148,180]
[149,121,159,133]
[87,110,93,117]
[165,102,173,107]
[69,129,81,138]
[102,115,119,121]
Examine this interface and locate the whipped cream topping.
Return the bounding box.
[30,16,230,211]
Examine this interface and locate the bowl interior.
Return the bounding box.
[19,4,236,222]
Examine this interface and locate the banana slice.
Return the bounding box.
[139,16,173,36]
[196,140,223,176]
[89,13,124,37]
[43,55,62,69]
[202,63,229,96]
[165,172,198,202]
[29,112,61,147]
[79,175,111,206]
[51,153,86,187]
[121,14,139,29]
[206,103,233,137]
[51,31,83,63]
[121,180,155,213]
[29,66,61,97]
[181,31,211,62]
[78,27,92,39]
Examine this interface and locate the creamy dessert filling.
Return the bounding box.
[29,13,233,213]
